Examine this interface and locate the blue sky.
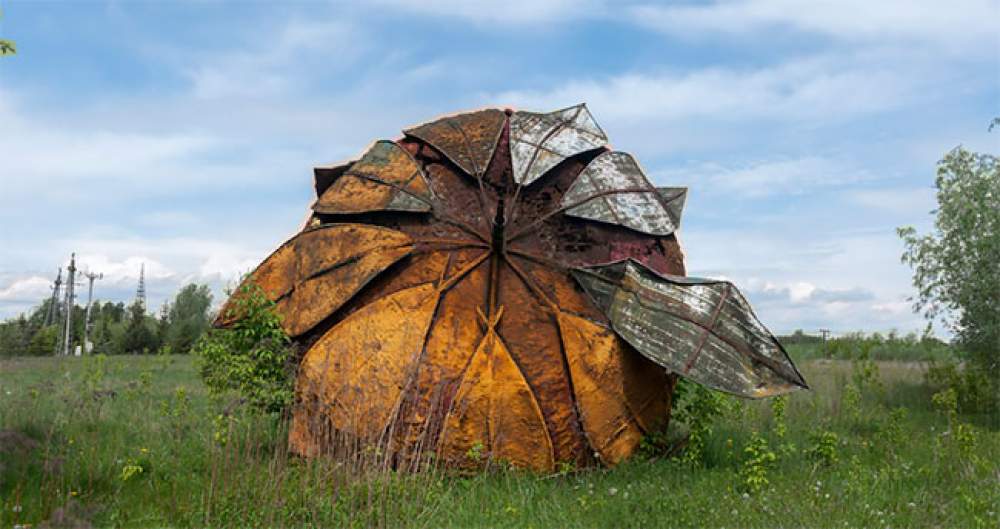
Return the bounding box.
[1,0,997,336]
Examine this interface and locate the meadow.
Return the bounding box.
[1,353,997,528]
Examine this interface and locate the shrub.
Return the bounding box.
[926,360,997,417]
[670,378,732,466]
[194,282,295,414]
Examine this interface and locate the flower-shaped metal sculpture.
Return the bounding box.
[219,104,807,472]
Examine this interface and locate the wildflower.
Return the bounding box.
[741,493,750,501]
[907,503,916,508]
[140,447,149,453]
[71,490,78,496]
[12,504,22,513]
[731,509,738,516]
[608,487,618,496]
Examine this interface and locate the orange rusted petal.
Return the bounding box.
[390,253,491,464]
[313,161,354,199]
[314,140,432,214]
[557,312,671,466]
[404,109,506,178]
[438,309,555,472]
[217,224,414,337]
[495,261,592,467]
[290,281,442,455]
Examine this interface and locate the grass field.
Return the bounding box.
[1,354,997,528]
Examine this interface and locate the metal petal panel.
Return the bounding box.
[404,108,506,178]
[571,259,808,398]
[314,140,432,215]
[562,151,679,236]
[510,103,608,186]
[216,224,415,338]
[657,187,687,230]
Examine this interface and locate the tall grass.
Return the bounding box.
[1,354,997,528]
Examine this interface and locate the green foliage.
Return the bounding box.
[782,328,955,362]
[898,146,1000,385]
[164,284,213,354]
[120,300,159,354]
[194,282,294,414]
[738,432,776,494]
[670,378,733,465]
[925,360,997,418]
[805,430,840,467]
[0,280,216,358]
[2,355,999,528]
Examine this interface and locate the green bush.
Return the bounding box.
[925,360,997,418]
[194,282,295,414]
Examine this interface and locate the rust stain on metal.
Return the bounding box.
[314,140,432,214]
[571,260,808,398]
[437,307,556,472]
[223,103,806,472]
[404,109,506,179]
[216,224,414,337]
[510,104,607,186]
[562,151,681,236]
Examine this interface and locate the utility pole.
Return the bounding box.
[44,267,63,327]
[62,253,77,356]
[81,270,103,354]
[819,328,831,359]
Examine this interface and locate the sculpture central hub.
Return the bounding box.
[491,198,506,254]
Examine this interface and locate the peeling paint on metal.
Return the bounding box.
[227,104,795,472]
[656,187,687,230]
[404,109,506,178]
[571,259,808,398]
[314,140,433,214]
[562,151,678,236]
[510,103,607,186]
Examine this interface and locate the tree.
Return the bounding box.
[165,284,212,354]
[119,300,159,354]
[898,146,1000,383]
[1,4,14,56]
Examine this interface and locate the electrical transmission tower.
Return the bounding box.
[44,267,63,328]
[81,270,103,354]
[136,263,147,312]
[61,253,78,356]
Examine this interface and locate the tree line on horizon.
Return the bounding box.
[0,284,213,357]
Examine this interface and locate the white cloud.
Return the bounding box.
[183,19,367,100]
[658,156,873,197]
[0,277,53,304]
[492,55,915,127]
[849,187,936,215]
[629,0,998,54]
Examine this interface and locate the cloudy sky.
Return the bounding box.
[1,0,997,336]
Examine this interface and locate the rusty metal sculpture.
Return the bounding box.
[219,104,807,472]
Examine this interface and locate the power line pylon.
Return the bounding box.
[81,270,103,354]
[61,253,77,356]
[136,262,147,312]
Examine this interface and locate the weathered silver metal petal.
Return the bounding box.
[561,151,680,236]
[571,259,808,398]
[404,108,506,178]
[657,187,687,230]
[313,140,433,215]
[510,103,608,186]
